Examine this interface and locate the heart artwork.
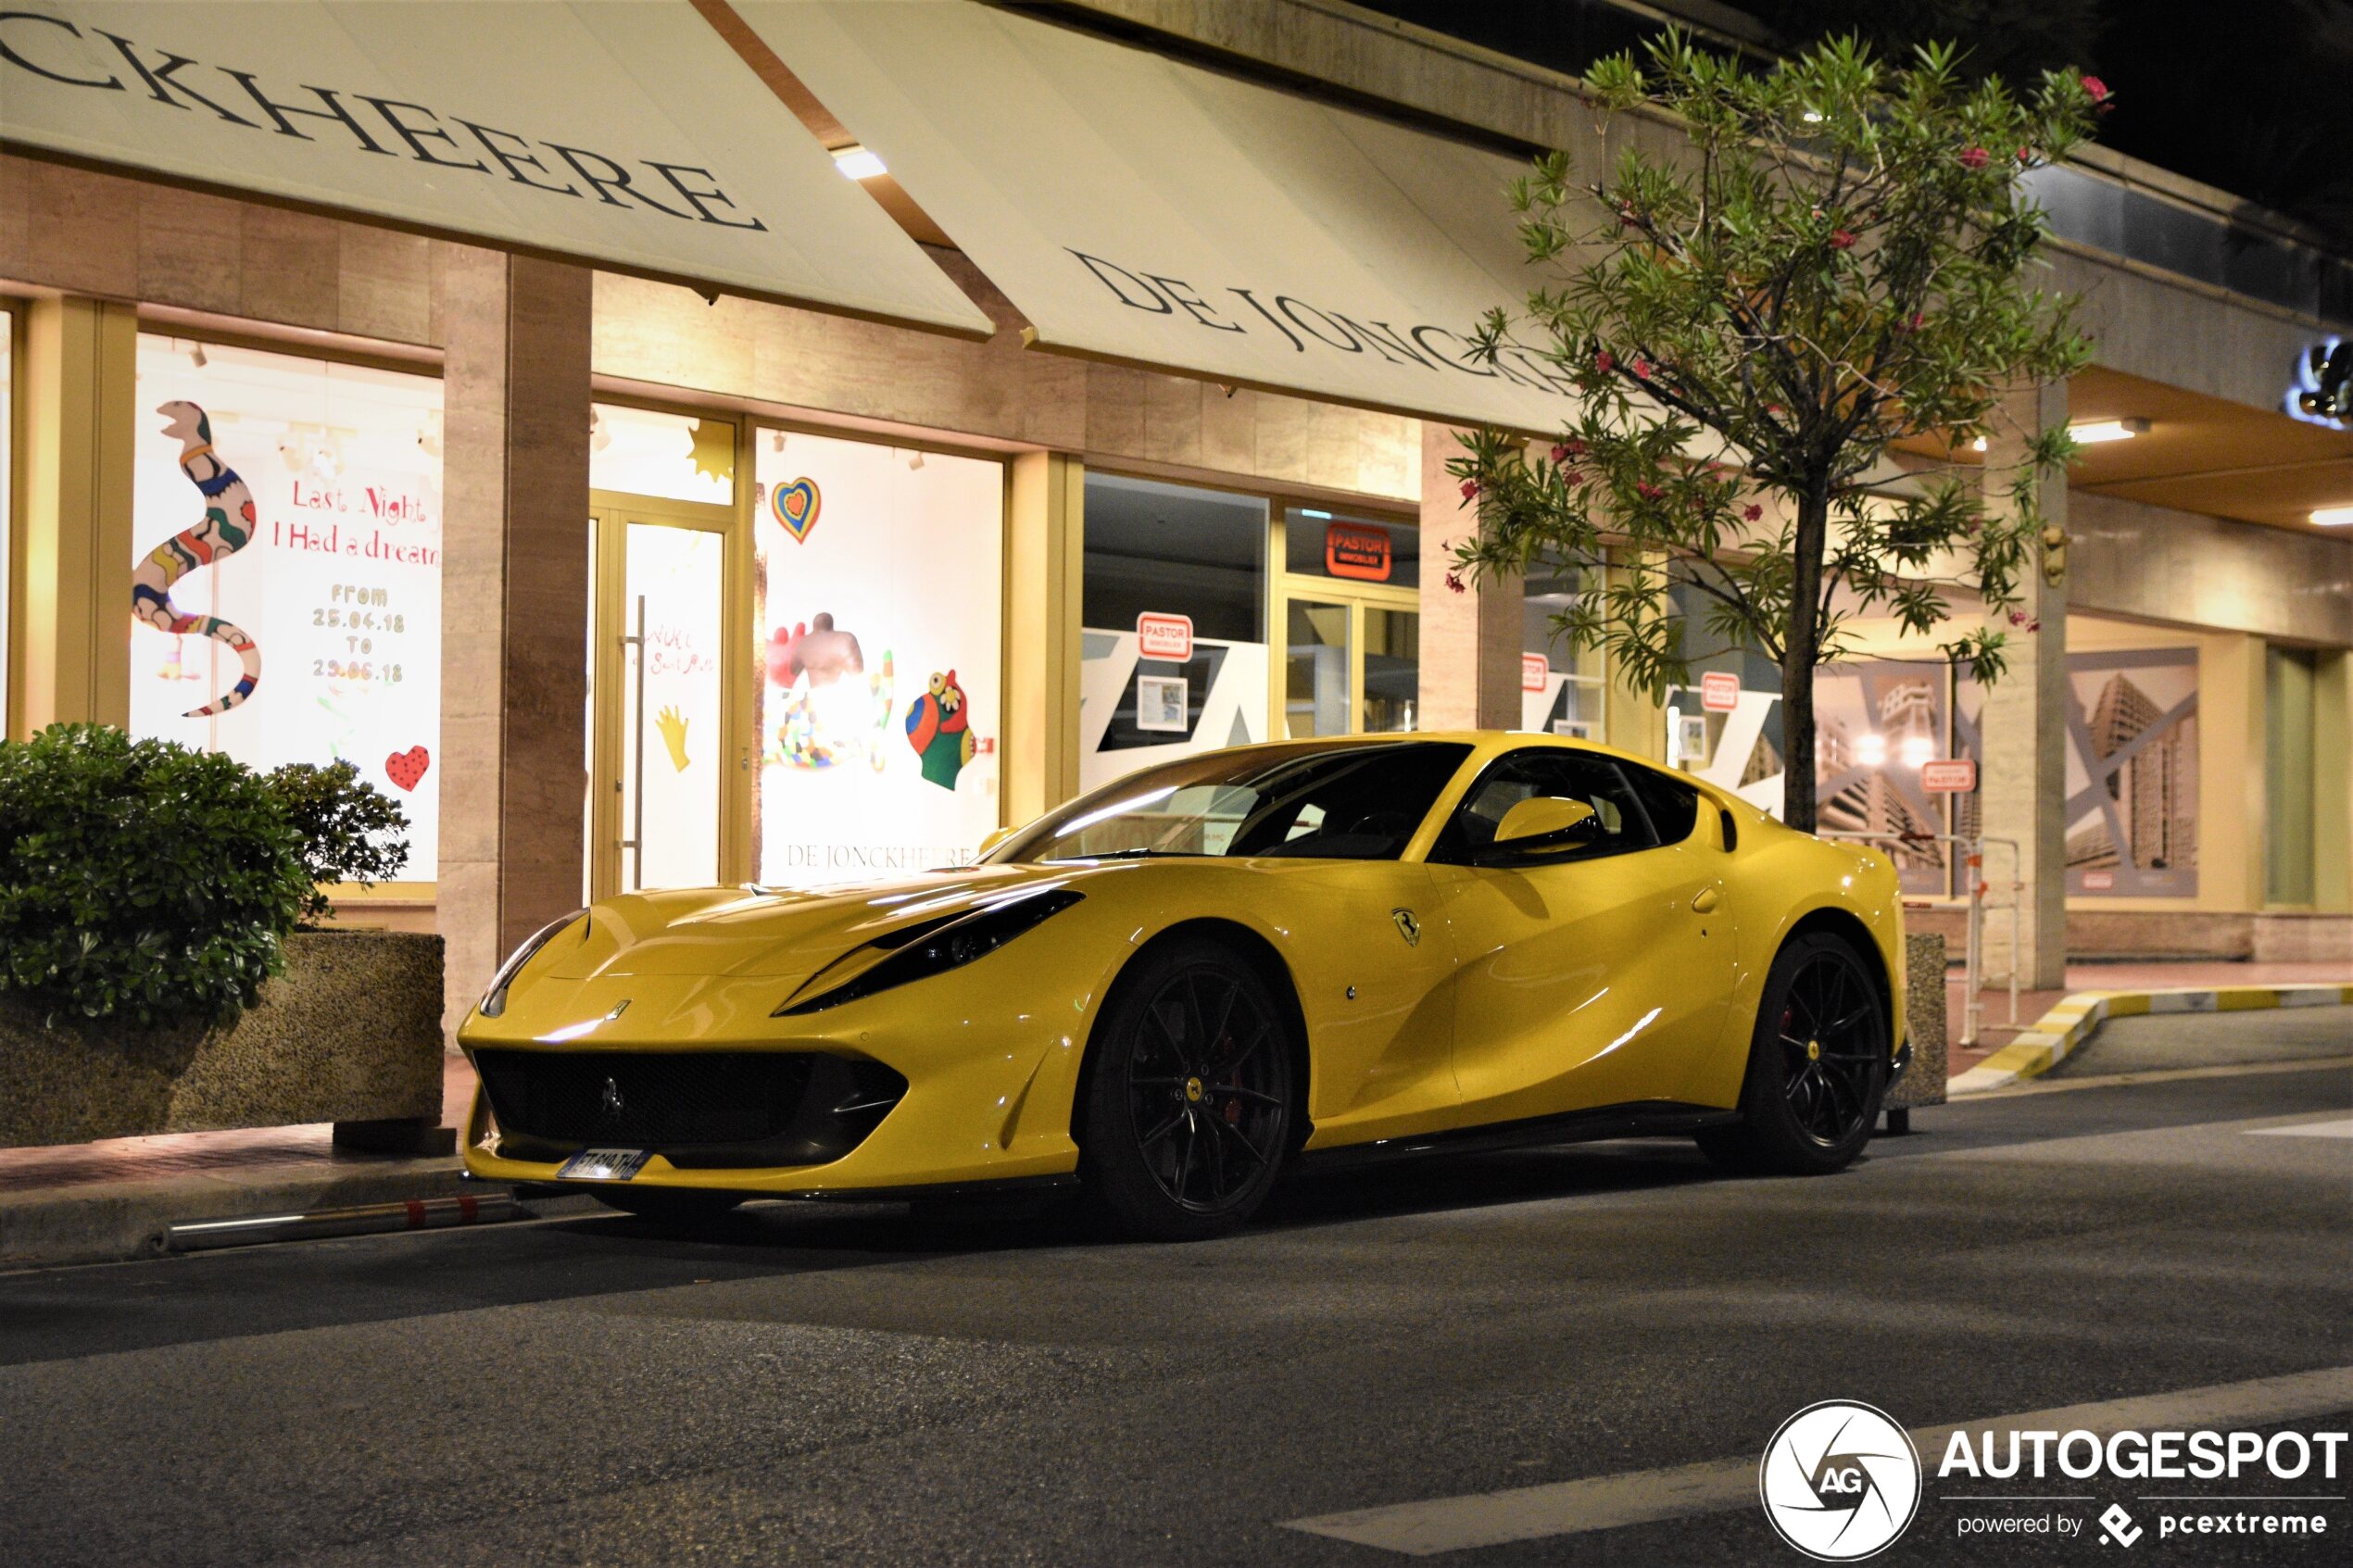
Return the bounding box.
[771,477,821,544]
[385,746,432,791]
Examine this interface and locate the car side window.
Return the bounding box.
[1617,760,1703,847]
[1432,749,1659,866]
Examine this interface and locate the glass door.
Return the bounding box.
[588,493,743,897]
[1272,506,1420,738]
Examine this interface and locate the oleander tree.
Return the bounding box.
[1448,30,2108,830]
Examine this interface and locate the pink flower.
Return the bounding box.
[1636,482,1664,501]
[1445,571,1466,595]
[2016,145,2034,165]
[1550,444,1573,465]
[1564,469,1589,487]
[1907,311,1927,331]
[1562,437,1587,458]
[1743,504,1763,522]
[1594,350,1616,374]
[2008,610,2027,626]
[1829,229,1856,251]
[1959,145,1990,170]
[2081,74,2110,105]
[2026,619,2042,633]
[1460,479,1480,501]
[1630,356,1653,380]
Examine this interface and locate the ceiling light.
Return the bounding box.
[2070,418,2150,445]
[188,342,208,369]
[2312,506,2353,527]
[770,430,786,454]
[831,144,887,181]
[906,449,925,471]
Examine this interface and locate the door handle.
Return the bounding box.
[1691,887,1721,915]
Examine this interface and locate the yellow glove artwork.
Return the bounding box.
[656,705,691,772]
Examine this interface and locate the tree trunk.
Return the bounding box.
[1780,484,1831,833]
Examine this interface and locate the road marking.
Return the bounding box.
[1971,1054,2353,1098]
[2249,1117,2353,1139]
[1279,1365,2353,1556]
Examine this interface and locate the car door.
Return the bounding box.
[1425,747,1736,1126]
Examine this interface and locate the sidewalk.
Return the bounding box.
[0,1057,481,1269]
[1942,960,2353,1075]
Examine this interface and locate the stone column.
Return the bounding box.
[438,251,593,1039]
[1417,422,1521,729]
[12,296,134,736]
[1977,380,2070,990]
[1003,451,1083,827]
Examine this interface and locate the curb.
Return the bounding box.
[1949,984,2353,1096]
[0,1158,470,1271]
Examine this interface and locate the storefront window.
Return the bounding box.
[1522,556,1605,738]
[1285,506,1419,588]
[130,336,444,875]
[1815,661,1952,896]
[751,429,1002,887]
[591,403,735,506]
[1080,474,1268,789]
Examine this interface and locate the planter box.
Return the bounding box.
[0,930,446,1151]
[1886,931,1949,1123]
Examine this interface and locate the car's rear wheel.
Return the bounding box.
[1696,932,1888,1175]
[590,1188,745,1223]
[1078,937,1294,1241]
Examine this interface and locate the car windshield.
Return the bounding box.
[993,742,1473,863]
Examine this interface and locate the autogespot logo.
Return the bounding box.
[1760,1400,1924,1561]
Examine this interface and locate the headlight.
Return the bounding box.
[776,889,1082,1016]
[478,910,586,1018]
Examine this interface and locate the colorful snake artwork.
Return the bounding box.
[136,400,262,717]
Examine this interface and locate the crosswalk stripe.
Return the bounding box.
[1279,1366,2353,1556]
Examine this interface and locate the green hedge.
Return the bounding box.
[0,724,311,1026]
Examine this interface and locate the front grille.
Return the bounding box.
[472,1049,906,1169]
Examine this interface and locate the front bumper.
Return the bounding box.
[458,962,1102,1197]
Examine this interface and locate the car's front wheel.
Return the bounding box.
[1696,932,1889,1175]
[1078,937,1294,1241]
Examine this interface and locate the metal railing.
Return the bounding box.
[1819,830,2022,1047]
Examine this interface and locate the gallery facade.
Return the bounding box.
[2,0,2347,1038]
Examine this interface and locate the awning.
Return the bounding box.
[0,1,992,336]
[738,1,1579,433]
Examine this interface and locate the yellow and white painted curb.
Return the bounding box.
[1949,984,2353,1096]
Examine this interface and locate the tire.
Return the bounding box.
[1696,932,1890,1175]
[591,1188,745,1223]
[1076,936,1296,1241]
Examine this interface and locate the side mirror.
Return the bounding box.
[975,825,1017,859]
[1489,797,1597,853]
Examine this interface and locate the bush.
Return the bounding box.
[265,760,411,925]
[0,724,308,1026]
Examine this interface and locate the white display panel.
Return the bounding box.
[751,432,1003,887]
[130,338,442,873]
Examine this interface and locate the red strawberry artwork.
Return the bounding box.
[385,746,432,791]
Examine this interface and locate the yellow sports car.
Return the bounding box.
[459,734,1909,1238]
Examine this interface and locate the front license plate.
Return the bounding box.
[558,1148,652,1182]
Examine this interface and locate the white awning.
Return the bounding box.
[738,1,1580,432]
[0,1,992,335]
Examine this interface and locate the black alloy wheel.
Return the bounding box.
[1696,932,1888,1175]
[1775,948,1885,1147]
[1079,936,1294,1240]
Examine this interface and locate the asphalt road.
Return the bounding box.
[2,1010,2347,1568]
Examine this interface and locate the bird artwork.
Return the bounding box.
[904,669,976,790]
